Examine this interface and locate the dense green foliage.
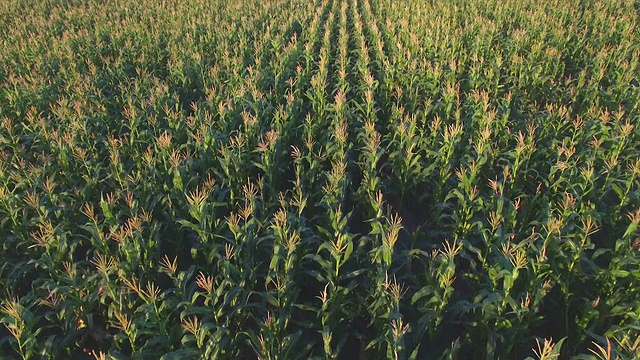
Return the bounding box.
[1,0,639,358]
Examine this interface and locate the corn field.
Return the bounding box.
[0,0,639,358]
